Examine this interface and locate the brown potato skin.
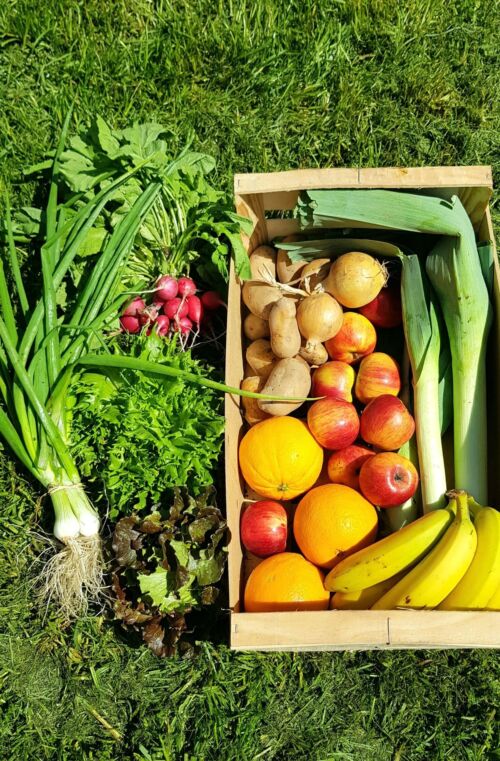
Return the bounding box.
[276,235,305,284]
[269,298,301,359]
[241,376,269,425]
[300,259,331,294]
[248,245,277,280]
[258,357,312,417]
[243,313,270,341]
[246,339,276,379]
[242,281,281,319]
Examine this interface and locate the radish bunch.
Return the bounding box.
[119,275,225,341]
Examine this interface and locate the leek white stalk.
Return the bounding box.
[400,255,447,511]
[426,227,492,505]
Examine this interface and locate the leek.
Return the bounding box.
[400,255,447,511]
[426,228,492,504]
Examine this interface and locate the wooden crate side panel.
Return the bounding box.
[234,166,492,194]
[230,611,500,650]
[224,259,245,612]
[234,193,267,254]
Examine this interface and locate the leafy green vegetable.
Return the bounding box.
[56,115,253,286]
[111,487,228,657]
[69,334,225,517]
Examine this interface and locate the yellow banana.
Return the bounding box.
[372,492,477,610]
[330,573,405,610]
[484,583,500,611]
[439,506,500,610]
[324,507,453,593]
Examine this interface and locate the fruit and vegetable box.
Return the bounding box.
[225,166,500,651]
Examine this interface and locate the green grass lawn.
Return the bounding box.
[1,1,500,759]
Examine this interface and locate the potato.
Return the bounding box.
[300,258,331,294]
[249,245,276,280]
[241,376,269,426]
[258,357,311,417]
[276,235,305,284]
[246,339,277,379]
[242,281,282,319]
[243,313,270,341]
[269,297,301,359]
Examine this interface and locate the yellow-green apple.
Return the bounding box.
[327,445,374,490]
[241,501,288,557]
[354,352,401,404]
[325,312,377,364]
[311,361,356,402]
[360,395,415,450]
[358,283,402,328]
[359,452,419,507]
[307,398,360,450]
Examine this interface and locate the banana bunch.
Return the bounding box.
[325,490,500,611]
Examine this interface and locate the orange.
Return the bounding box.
[293,484,378,569]
[239,417,323,501]
[244,552,330,612]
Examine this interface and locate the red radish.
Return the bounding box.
[139,306,160,326]
[154,314,170,336]
[155,275,178,301]
[175,316,193,335]
[163,298,189,320]
[153,295,165,309]
[177,277,196,297]
[122,297,146,316]
[187,295,203,325]
[120,315,140,333]
[201,291,225,310]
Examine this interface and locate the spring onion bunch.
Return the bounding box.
[0,116,167,615]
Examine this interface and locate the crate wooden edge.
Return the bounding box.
[234,165,493,194]
[230,611,500,651]
[226,171,499,651]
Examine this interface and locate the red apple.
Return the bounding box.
[312,361,356,403]
[360,395,415,451]
[327,445,375,490]
[241,501,288,557]
[325,312,377,364]
[359,452,419,507]
[307,398,360,450]
[354,352,401,405]
[359,283,402,329]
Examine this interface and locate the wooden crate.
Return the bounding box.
[225,166,500,651]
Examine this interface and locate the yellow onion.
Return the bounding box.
[297,292,343,355]
[324,252,387,308]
